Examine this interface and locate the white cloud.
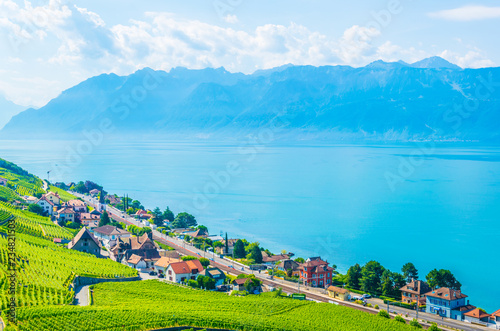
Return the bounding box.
[0,5,496,107]
[223,14,238,24]
[439,49,495,68]
[429,5,500,21]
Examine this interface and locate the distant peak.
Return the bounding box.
[365,60,409,69]
[411,56,461,70]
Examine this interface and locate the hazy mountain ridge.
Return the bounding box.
[0,96,26,130]
[2,57,500,142]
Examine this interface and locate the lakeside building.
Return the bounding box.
[65,199,87,213]
[425,287,475,320]
[399,279,432,305]
[198,267,227,287]
[463,308,491,326]
[154,256,181,275]
[44,192,61,206]
[56,207,76,224]
[298,257,334,288]
[327,286,351,301]
[276,259,300,277]
[262,253,291,265]
[93,225,131,248]
[111,232,160,269]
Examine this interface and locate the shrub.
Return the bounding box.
[187,280,198,288]
[366,303,372,308]
[428,323,441,331]
[374,304,379,309]
[377,310,390,319]
[409,319,422,328]
[394,315,406,323]
[354,300,364,305]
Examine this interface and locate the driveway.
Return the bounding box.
[74,285,90,306]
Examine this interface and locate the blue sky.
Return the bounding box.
[0,0,499,107]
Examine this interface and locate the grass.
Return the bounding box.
[6,280,419,331]
[48,185,77,202]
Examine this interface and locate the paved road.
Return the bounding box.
[74,285,90,306]
[74,192,491,331]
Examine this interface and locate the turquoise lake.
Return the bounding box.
[1,139,499,311]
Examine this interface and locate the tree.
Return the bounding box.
[181,256,198,261]
[249,245,263,263]
[197,275,216,290]
[197,225,208,235]
[99,211,110,227]
[380,270,395,297]
[233,239,246,258]
[199,258,210,268]
[360,261,385,293]
[294,257,305,263]
[171,218,186,229]
[402,262,418,282]
[162,207,174,222]
[392,273,406,297]
[174,212,197,227]
[213,241,223,249]
[346,263,362,289]
[74,181,87,194]
[28,204,44,216]
[224,233,229,254]
[426,269,461,290]
[152,207,163,226]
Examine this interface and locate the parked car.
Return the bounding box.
[362,294,371,299]
[149,271,157,276]
[351,295,363,301]
[158,274,165,279]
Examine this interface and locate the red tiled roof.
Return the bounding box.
[464,308,490,319]
[491,309,500,317]
[127,254,144,265]
[424,288,467,300]
[168,260,204,274]
[453,304,476,312]
[399,280,432,295]
[57,207,76,214]
[94,225,130,236]
[155,257,180,268]
[66,199,86,207]
[262,254,290,263]
[233,278,248,285]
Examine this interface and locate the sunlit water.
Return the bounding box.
[1,139,499,311]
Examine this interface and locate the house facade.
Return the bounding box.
[56,207,75,223]
[165,260,204,283]
[0,177,7,186]
[68,227,101,257]
[298,257,334,288]
[45,192,61,206]
[111,232,160,268]
[216,239,238,255]
[93,225,131,248]
[425,288,474,320]
[65,199,87,213]
[327,286,350,301]
[80,212,100,226]
[399,279,432,305]
[277,259,300,277]
[36,197,55,216]
[127,254,147,270]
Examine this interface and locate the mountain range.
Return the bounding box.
[2,56,500,142]
[0,96,25,130]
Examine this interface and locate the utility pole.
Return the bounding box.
[416,295,419,320]
[47,170,51,182]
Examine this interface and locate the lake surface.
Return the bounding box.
[1,139,499,311]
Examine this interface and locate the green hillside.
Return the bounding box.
[8,280,419,331]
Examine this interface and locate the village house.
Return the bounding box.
[79,212,100,226]
[105,195,121,205]
[36,196,55,216]
[0,177,7,186]
[198,267,227,287]
[463,308,491,326]
[276,259,300,277]
[399,279,432,305]
[216,238,238,255]
[89,189,100,197]
[327,286,351,301]
[24,196,38,204]
[111,232,160,269]
[126,254,147,271]
[56,207,76,224]
[154,256,181,275]
[425,287,475,320]
[298,257,334,288]
[165,260,204,283]
[262,253,292,265]
[232,278,248,291]
[65,199,87,213]
[93,225,131,248]
[44,192,61,206]
[67,227,101,257]
[490,309,500,326]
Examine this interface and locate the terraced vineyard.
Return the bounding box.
[7,281,416,331]
[0,168,44,197]
[0,201,73,239]
[0,185,19,202]
[0,232,138,312]
[48,185,77,202]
